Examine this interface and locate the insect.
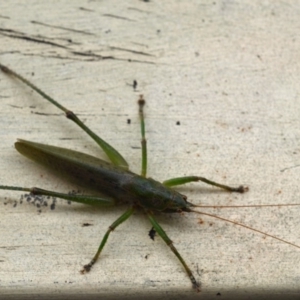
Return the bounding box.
[0,64,299,292]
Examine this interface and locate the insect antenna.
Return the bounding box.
[186,205,300,249]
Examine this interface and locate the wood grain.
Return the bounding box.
[1,1,300,299]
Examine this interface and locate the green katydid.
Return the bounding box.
[0,63,299,292]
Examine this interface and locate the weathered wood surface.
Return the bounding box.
[0,1,300,299]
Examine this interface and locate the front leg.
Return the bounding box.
[163,176,248,193]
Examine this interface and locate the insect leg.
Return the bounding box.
[146,210,200,292]
[0,64,128,169]
[163,176,247,193]
[138,95,147,177]
[81,206,135,273]
[0,185,115,206]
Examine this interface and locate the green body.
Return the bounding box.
[16,139,190,212]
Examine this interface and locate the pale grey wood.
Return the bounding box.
[0,1,300,299]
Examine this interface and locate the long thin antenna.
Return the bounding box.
[188,208,300,249]
[191,203,300,208]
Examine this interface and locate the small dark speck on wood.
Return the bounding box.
[148,227,156,240]
[133,80,137,90]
